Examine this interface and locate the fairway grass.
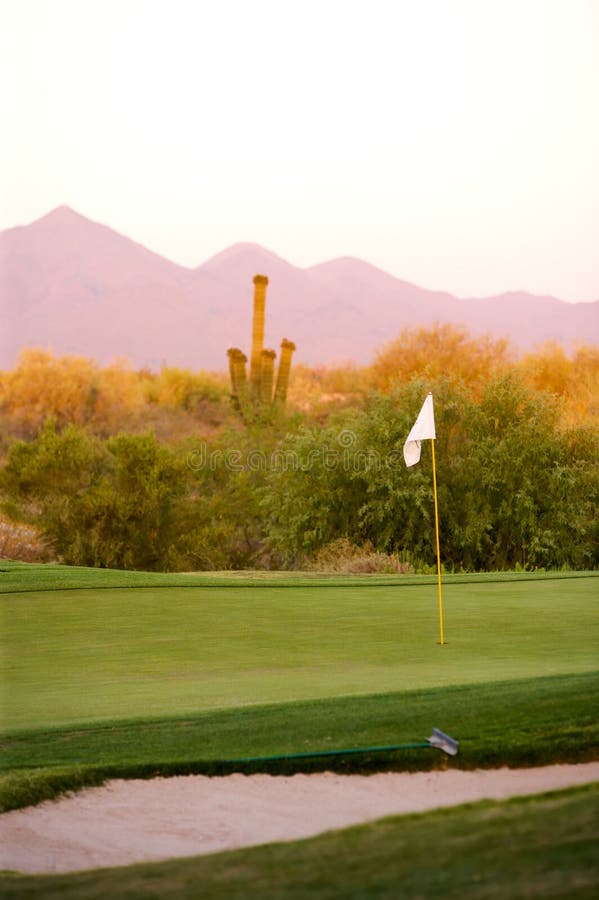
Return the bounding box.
[1,785,598,899]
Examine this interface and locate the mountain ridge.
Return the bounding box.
[1,207,597,371]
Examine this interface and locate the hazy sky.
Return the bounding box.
[2,0,598,300]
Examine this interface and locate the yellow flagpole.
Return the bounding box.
[430,438,445,645]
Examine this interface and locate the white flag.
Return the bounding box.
[403,393,436,467]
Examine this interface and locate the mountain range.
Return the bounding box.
[1,206,597,371]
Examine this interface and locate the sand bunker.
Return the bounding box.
[2,762,598,874]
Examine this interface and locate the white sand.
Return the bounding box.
[1,763,598,874]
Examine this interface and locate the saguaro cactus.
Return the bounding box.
[250,275,268,400]
[227,347,249,410]
[260,348,277,404]
[274,339,296,405]
[227,275,295,417]
[233,350,248,406]
[227,347,241,408]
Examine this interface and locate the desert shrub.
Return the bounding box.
[154,367,229,414]
[307,538,414,574]
[288,364,368,418]
[0,351,233,445]
[0,516,52,562]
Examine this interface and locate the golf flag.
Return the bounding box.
[402,392,446,644]
[403,393,436,467]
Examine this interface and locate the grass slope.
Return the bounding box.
[1,785,598,899]
[2,672,598,812]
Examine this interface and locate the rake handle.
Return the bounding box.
[228,742,433,764]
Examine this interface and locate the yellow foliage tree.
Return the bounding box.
[93,361,146,428]
[0,350,230,442]
[370,323,512,395]
[518,342,599,426]
[0,349,99,428]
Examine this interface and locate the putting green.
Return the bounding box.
[2,575,597,731]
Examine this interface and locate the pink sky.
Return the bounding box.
[1,0,598,301]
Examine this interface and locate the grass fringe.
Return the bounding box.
[3,737,598,814]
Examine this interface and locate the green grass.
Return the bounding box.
[2,567,597,732]
[1,563,597,810]
[2,559,596,593]
[1,785,598,898]
[1,672,597,812]
[1,563,598,892]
